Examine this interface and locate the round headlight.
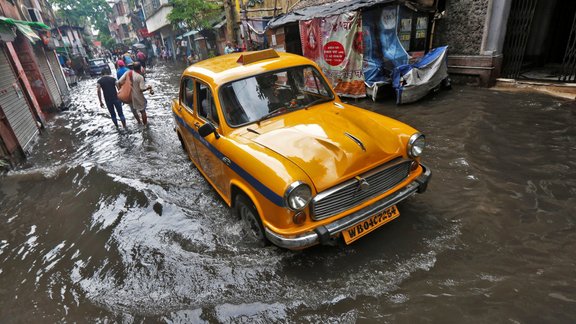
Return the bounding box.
[284,181,312,211]
[408,133,426,158]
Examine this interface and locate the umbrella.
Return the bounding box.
[132,43,146,49]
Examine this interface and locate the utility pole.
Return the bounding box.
[223,0,237,43]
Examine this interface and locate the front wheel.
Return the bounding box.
[235,194,269,246]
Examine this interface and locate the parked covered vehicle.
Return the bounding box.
[393,46,451,104]
[172,49,431,250]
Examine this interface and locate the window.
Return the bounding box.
[219,65,334,127]
[181,78,194,110]
[28,8,43,23]
[196,82,219,125]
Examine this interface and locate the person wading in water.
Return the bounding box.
[97,66,127,128]
[117,62,153,125]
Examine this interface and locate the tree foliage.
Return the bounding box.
[51,0,111,29]
[167,0,222,31]
[97,31,116,49]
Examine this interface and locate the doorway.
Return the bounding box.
[284,23,302,55]
[501,0,576,82]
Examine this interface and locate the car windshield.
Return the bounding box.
[219,65,334,127]
[90,60,105,66]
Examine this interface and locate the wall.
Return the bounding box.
[0,0,21,18]
[434,0,489,55]
[145,6,171,33]
[236,0,286,19]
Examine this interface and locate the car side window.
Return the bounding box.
[196,82,219,125]
[181,78,194,110]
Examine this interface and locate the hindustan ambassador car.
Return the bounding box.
[172,49,431,250]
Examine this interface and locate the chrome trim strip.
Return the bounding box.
[265,164,432,250]
[344,132,366,151]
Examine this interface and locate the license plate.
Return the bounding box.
[342,205,400,244]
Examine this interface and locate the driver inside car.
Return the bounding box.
[256,74,283,111]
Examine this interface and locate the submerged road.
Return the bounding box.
[1,61,575,322]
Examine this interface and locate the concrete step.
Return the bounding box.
[494,78,576,100]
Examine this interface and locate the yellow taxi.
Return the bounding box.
[172,49,431,249]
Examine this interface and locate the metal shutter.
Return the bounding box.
[34,45,62,107]
[46,50,69,97]
[0,46,39,149]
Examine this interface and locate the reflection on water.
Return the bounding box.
[1,64,575,322]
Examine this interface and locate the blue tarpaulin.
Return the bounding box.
[362,5,409,87]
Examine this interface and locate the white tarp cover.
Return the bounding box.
[392,46,448,104]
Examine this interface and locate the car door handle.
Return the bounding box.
[194,122,201,128]
[222,157,231,166]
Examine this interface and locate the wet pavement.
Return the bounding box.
[1,61,575,322]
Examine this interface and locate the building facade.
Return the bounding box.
[0,0,69,167]
[108,0,140,45]
[435,0,576,86]
[142,0,175,59]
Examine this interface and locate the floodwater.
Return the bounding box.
[1,61,575,323]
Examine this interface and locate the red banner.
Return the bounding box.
[139,28,151,38]
[300,12,365,98]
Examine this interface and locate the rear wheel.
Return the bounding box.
[177,132,187,153]
[235,194,269,246]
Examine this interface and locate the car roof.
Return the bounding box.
[182,50,320,87]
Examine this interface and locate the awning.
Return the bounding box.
[182,30,199,38]
[0,16,49,42]
[267,0,396,29]
[15,23,41,42]
[0,16,50,30]
[213,19,226,29]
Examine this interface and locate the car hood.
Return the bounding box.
[242,102,414,191]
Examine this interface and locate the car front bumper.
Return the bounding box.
[264,163,432,250]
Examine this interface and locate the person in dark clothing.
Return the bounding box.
[97,67,127,128]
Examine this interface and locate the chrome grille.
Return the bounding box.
[311,158,412,220]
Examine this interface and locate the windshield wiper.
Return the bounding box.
[256,108,287,124]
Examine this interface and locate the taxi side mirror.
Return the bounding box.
[198,122,220,139]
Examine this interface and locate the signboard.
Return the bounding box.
[300,12,365,98]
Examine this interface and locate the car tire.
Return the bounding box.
[177,132,187,153]
[235,194,269,246]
